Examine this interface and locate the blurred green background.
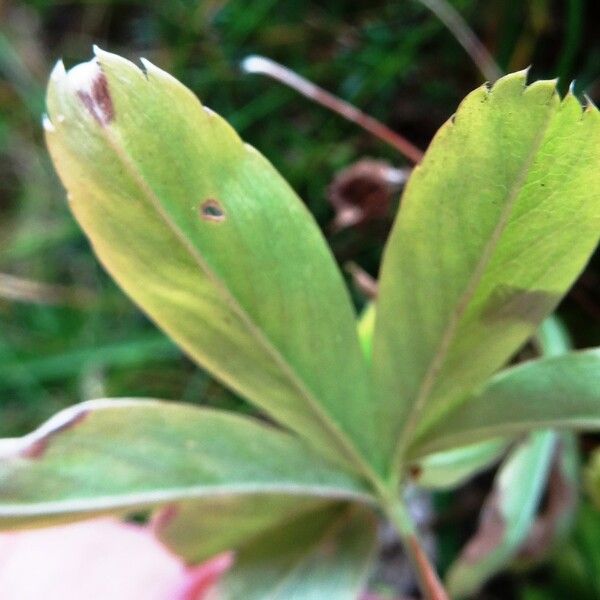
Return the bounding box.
[1,2,599,597]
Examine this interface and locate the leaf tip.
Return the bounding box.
[489,67,530,98]
[136,55,191,98]
[50,59,67,83]
[68,59,115,126]
[138,57,152,78]
[522,76,560,107]
[489,68,561,106]
[517,65,532,82]
[583,93,599,115]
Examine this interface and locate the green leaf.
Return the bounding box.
[447,431,579,598]
[446,430,557,598]
[409,438,508,490]
[215,504,377,599]
[153,495,327,563]
[516,432,579,565]
[408,348,600,458]
[362,305,509,490]
[372,70,600,467]
[534,313,573,358]
[357,302,376,362]
[445,316,579,596]
[0,400,373,528]
[44,48,378,473]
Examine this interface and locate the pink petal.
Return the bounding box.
[0,518,228,600]
[174,553,233,600]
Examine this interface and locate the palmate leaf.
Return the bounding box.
[408,348,600,458]
[44,47,379,474]
[0,400,373,530]
[372,70,600,468]
[214,503,378,600]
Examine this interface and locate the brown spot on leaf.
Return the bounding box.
[77,67,114,126]
[199,199,226,222]
[21,409,89,459]
[483,285,559,325]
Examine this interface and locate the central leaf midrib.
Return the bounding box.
[394,103,556,465]
[0,484,374,516]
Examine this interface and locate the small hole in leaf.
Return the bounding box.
[200,199,226,222]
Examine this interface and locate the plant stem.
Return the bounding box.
[241,55,424,164]
[382,495,450,600]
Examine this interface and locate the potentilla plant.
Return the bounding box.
[1,47,599,599]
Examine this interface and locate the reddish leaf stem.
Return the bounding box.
[241,55,424,164]
[382,494,450,600]
[406,535,450,600]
